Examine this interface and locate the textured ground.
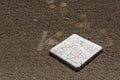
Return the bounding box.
[0,0,120,80]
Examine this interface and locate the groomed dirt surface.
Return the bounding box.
[0,0,120,80]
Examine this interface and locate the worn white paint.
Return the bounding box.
[37,31,48,51]
[50,34,103,70]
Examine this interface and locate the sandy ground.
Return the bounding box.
[0,0,120,80]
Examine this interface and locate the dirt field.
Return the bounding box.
[0,0,120,80]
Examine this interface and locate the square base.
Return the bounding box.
[50,34,103,71]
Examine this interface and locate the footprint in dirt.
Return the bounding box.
[46,0,91,29]
[46,0,56,9]
[59,1,68,17]
[100,29,113,47]
[46,0,68,15]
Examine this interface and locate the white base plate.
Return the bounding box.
[50,34,103,71]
